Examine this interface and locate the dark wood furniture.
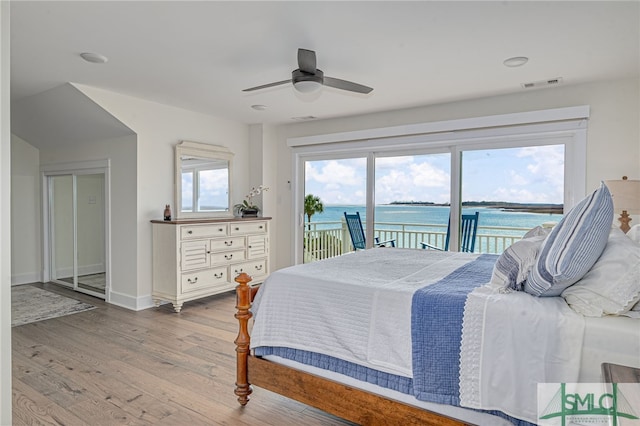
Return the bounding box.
[602,362,640,384]
[234,273,468,426]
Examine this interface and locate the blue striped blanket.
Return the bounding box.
[411,253,497,405]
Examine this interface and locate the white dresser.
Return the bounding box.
[151,217,270,312]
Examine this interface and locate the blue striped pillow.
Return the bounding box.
[525,182,613,297]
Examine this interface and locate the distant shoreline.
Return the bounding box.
[389,201,564,215]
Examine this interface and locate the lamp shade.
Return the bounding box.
[605,177,640,214]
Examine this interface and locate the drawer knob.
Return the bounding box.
[225,241,233,246]
[225,254,233,260]
[187,277,198,284]
[187,230,193,234]
[219,228,223,232]
[235,227,240,231]
[214,273,223,279]
[259,225,263,229]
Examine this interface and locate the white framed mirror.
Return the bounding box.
[175,140,234,219]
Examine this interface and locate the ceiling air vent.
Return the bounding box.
[521,77,563,89]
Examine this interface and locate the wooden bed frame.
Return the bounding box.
[233,273,468,426]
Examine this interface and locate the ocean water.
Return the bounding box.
[305,204,564,236]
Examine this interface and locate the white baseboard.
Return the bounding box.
[107,290,156,311]
[11,272,41,286]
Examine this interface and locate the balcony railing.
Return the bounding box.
[303,220,535,262]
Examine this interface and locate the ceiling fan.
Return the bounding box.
[242,48,373,94]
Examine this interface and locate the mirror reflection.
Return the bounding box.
[181,156,229,213]
[175,141,234,219]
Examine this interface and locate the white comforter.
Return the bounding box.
[251,249,587,423]
[252,248,478,377]
[460,284,585,423]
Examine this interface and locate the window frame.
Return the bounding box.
[291,108,588,264]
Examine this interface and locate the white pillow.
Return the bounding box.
[522,225,552,239]
[525,182,614,297]
[490,235,546,291]
[562,227,640,316]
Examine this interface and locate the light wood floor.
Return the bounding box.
[12,283,355,425]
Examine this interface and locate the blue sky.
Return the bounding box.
[305,145,565,205]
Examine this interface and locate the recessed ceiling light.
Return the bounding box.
[80,52,108,64]
[291,116,317,121]
[251,104,267,111]
[503,56,528,67]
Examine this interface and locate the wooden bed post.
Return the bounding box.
[234,272,253,406]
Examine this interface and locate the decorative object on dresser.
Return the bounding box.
[151,217,270,312]
[163,204,171,221]
[605,176,640,233]
[234,185,269,218]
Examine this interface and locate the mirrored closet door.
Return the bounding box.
[46,169,108,299]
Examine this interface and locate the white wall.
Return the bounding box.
[73,85,250,309]
[39,134,138,307]
[0,0,11,422]
[269,77,640,269]
[11,134,41,285]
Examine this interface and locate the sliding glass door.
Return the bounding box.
[460,144,565,253]
[373,153,451,250]
[303,157,367,262]
[301,152,452,261]
[296,137,572,263]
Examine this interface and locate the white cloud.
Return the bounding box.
[306,159,364,186]
[374,160,450,204]
[305,159,367,204]
[518,145,564,189]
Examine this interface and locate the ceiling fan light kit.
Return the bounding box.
[292,68,323,93]
[243,48,373,95]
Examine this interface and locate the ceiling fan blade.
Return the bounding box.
[242,79,291,92]
[323,76,373,94]
[297,48,317,74]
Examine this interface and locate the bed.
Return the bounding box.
[233,184,640,425]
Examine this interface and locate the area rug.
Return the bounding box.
[11,285,96,327]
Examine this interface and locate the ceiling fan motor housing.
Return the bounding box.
[292,68,324,85]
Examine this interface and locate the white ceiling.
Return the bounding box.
[10,1,640,126]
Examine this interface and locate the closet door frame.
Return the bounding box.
[41,159,111,301]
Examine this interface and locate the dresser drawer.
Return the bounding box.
[181,224,228,240]
[210,249,245,265]
[231,259,268,280]
[181,267,228,293]
[210,237,245,251]
[230,221,267,235]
